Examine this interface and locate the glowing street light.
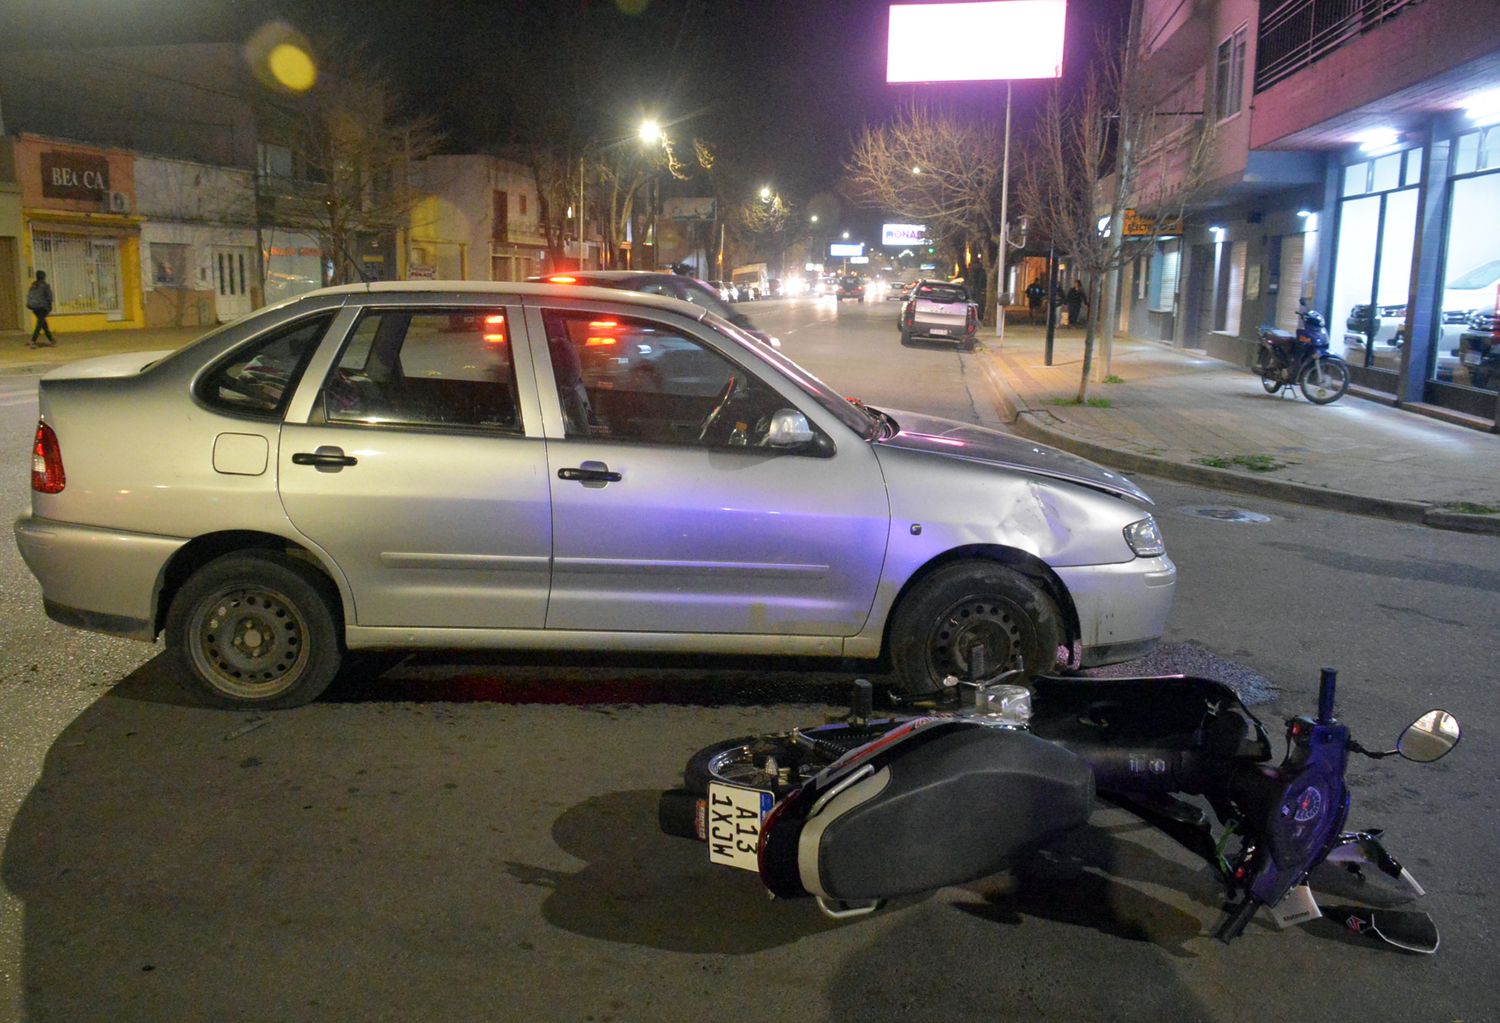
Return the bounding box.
[759,185,772,201]
[841,231,850,240]
[810,214,819,223]
[912,166,922,174]
[638,119,663,145]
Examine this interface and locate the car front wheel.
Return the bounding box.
[888,561,1064,696]
[166,550,343,709]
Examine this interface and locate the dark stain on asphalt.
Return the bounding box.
[1261,542,1500,591]
[239,756,261,769]
[1375,603,1467,628]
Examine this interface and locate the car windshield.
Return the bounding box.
[914,283,969,303]
[1446,260,1500,290]
[700,312,876,440]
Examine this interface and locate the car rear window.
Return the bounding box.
[914,283,969,303]
[195,314,335,418]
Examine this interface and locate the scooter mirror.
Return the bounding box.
[1397,710,1461,763]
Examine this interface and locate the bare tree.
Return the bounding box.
[260,45,442,284]
[1018,35,1216,401]
[845,103,1007,324]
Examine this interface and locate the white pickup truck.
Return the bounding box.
[900,280,978,349]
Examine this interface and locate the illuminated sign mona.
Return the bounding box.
[882,223,927,246]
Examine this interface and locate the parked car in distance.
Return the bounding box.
[835,275,865,302]
[1458,309,1500,389]
[16,281,1174,710]
[1341,301,1459,380]
[901,279,979,348]
[532,270,777,347]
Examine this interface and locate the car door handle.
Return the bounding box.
[292,447,358,470]
[558,465,622,484]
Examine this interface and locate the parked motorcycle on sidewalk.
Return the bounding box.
[1256,309,1351,404]
[659,662,1459,951]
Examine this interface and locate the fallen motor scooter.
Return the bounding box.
[659,663,1460,950]
[1256,309,1351,404]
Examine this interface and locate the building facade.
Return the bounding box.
[12,134,144,332]
[409,156,548,283]
[136,154,259,326]
[1125,0,1500,426]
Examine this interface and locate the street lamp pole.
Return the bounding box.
[997,80,1012,342]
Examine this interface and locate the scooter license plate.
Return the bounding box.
[706,783,774,871]
[1464,351,1482,365]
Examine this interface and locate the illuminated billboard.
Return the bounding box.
[829,242,865,257]
[883,223,928,246]
[887,1,1067,83]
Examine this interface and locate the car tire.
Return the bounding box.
[888,561,1064,697]
[900,329,911,346]
[166,550,344,710]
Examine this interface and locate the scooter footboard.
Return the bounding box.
[762,723,1094,901]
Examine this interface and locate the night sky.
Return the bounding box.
[2,0,1128,229]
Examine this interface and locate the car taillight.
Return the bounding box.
[966,306,978,335]
[904,305,914,327]
[32,421,65,494]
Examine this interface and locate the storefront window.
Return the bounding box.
[32,231,124,316]
[1443,133,1500,392]
[1330,148,1423,378]
[150,242,189,288]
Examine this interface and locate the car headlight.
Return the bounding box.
[1123,516,1165,558]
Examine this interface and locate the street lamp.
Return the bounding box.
[841,231,849,240]
[638,119,663,145]
[912,166,922,175]
[759,185,772,202]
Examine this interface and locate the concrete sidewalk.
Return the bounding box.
[1,325,206,373]
[5,320,1499,534]
[978,323,1500,535]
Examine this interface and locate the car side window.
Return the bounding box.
[319,308,522,433]
[196,313,335,418]
[541,309,783,448]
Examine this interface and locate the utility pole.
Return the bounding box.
[1097,0,1144,379]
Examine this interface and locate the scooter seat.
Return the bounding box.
[1264,329,1296,343]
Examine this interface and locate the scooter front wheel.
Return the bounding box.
[1300,357,1350,404]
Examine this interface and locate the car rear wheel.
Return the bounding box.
[166,550,343,709]
[888,561,1063,697]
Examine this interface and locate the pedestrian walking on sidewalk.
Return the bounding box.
[26,272,56,347]
[1066,280,1088,328]
[1025,278,1044,324]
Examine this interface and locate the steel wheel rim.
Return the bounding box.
[924,596,1029,684]
[188,585,311,700]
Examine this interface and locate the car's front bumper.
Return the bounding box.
[1054,554,1176,667]
[14,515,186,641]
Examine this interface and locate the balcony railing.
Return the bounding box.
[1255,0,1421,93]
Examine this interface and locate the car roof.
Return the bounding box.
[305,279,703,318]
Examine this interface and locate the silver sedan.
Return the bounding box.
[15,282,1174,708]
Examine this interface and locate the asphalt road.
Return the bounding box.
[1,299,1496,1022]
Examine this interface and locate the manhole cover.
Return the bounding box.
[1177,506,1272,523]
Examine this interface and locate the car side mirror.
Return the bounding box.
[1397,709,1461,763]
[766,409,815,448]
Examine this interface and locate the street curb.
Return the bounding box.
[973,347,1500,536]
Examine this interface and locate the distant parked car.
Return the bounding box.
[532,270,777,347]
[16,281,1173,708]
[901,279,979,349]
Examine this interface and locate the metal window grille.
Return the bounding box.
[1255,0,1421,94]
[32,231,123,315]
